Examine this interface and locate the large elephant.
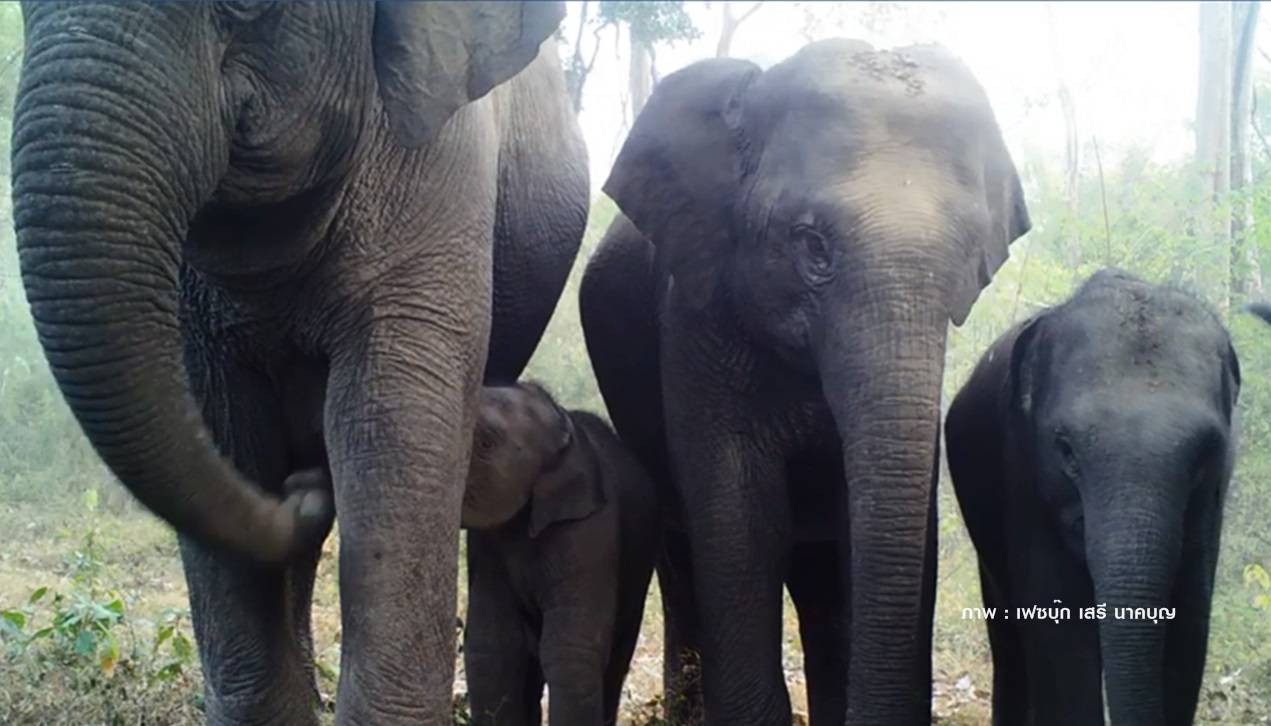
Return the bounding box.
[580,40,1028,725]
[11,2,587,724]
[946,269,1240,726]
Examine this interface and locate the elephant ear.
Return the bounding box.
[898,45,1031,326]
[953,133,1030,325]
[373,1,564,148]
[1007,313,1047,419]
[603,58,762,310]
[528,419,606,538]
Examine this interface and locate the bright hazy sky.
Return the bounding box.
[566,1,1214,195]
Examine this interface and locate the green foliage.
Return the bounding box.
[0,498,200,723]
[598,1,702,46]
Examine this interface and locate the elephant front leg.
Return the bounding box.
[325,308,489,725]
[657,531,706,725]
[666,401,792,725]
[181,354,328,726]
[464,533,542,726]
[787,541,847,726]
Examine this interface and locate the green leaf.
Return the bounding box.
[150,660,183,683]
[28,586,48,604]
[74,628,97,655]
[172,632,192,661]
[1255,593,1271,611]
[31,626,54,640]
[155,624,174,649]
[1,609,25,630]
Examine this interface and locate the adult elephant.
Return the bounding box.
[12,2,587,725]
[580,41,1028,725]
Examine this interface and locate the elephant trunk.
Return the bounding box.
[1088,491,1183,725]
[819,271,947,723]
[13,4,326,563]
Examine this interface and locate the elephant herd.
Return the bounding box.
[8,3,1255,726]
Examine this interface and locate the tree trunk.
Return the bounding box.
[1230,2,1262,302]
[628,33,652,119]
[716,2,764,58]
[564,0,591,115]
[1196,2,1234,309]
[1046,3,1081,271]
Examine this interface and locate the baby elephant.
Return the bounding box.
[946,269,1240,726]
[461,383,659,726]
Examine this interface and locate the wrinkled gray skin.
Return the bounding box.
[460,384,660,726]
[11,3,587,724]
[946,269,1240,726]
[580,40,1029,726]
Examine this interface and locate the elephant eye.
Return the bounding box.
[793,224,832,276]
[1055,433,1080,477]
[216,1,272,25]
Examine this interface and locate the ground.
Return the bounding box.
[0,484,1264,725]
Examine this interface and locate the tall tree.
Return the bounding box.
[1196,2,1235,308]
[1045,3,1081,269]
[599,2,700,117]
[1230,2,1262,301]
[564,2,699,121]
[715,2,764,58]
[1195,1,1261,309]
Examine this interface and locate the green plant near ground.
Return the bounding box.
[0,490,201,725]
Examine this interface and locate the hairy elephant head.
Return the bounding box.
[462,383,605,537]
[1006,269,1239,724]
[603,40,1028,719]
[12,1,564,563]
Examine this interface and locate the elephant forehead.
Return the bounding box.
[832,155,960,235]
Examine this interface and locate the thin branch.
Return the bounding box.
[737,2,765,25]
[1092,136,1113,265]
[585,20,611,77]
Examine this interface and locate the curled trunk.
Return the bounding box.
[819,278,947,723]
[13,4,328,563]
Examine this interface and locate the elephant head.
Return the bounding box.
[462,383,605,537]
[1007,270,1239,724]
[11,1,564,563]
[604,40,1028,718]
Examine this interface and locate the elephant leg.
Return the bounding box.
[602,542,658,726]
[180,354,323,726]
[539,617,607,726]
[977,569,1027,726]
[658,532,706,725]
[666,414,792,725]
[464,533,539,726]
[325,305,488,724]
[1019,617,1102,726]
[786,541,846,726]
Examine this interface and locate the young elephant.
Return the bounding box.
[946,269,1240,726]
[461,383,659,726]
